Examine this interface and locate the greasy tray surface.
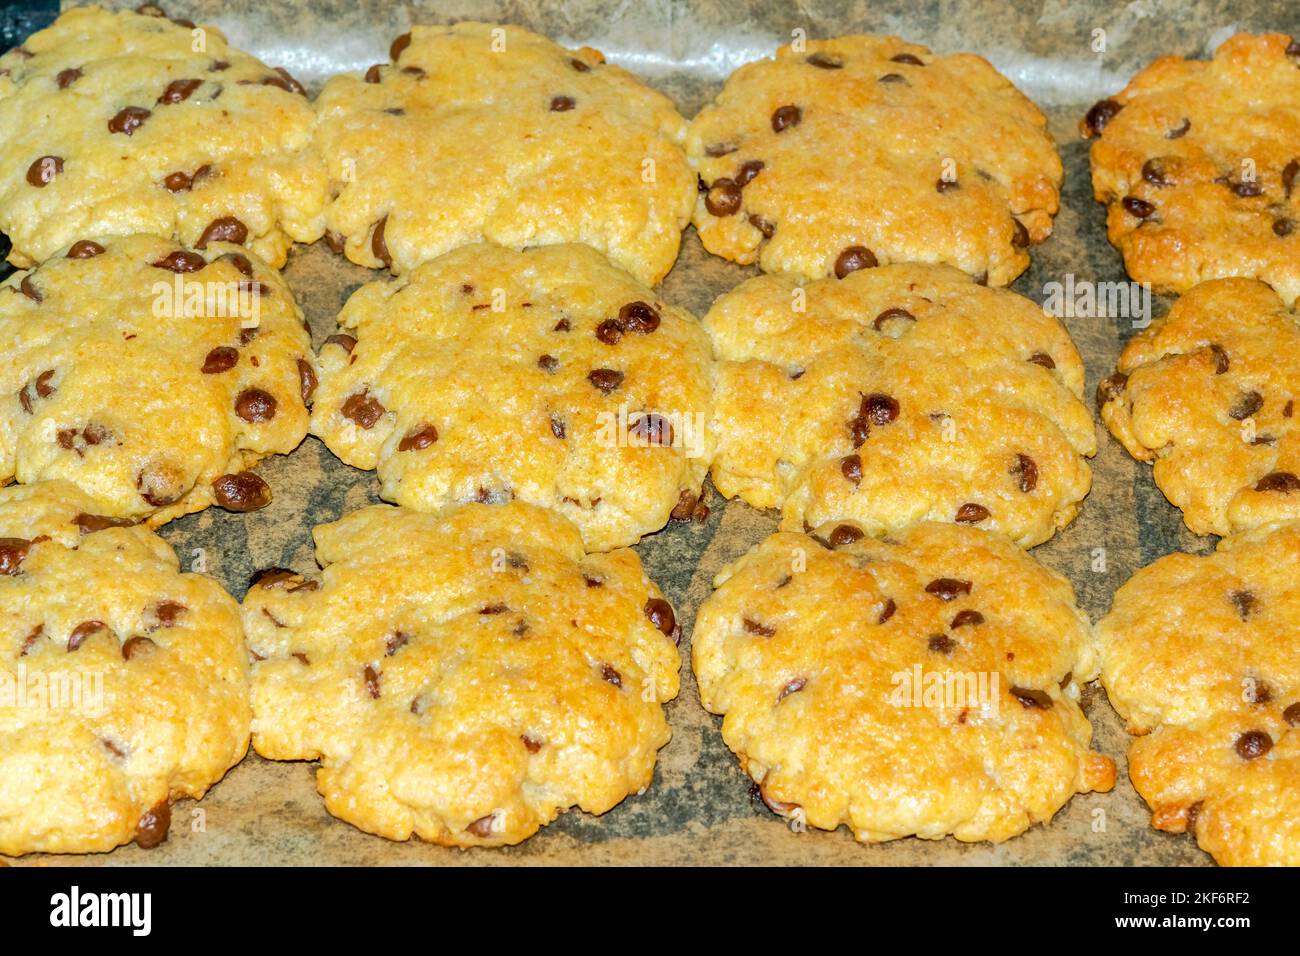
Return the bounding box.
[18,0,1300,866]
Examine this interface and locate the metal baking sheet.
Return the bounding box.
[21,0,1300,866]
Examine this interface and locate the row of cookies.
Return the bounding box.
[0,6,1063,290]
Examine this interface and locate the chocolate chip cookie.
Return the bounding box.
[310,242,714,552]
[687,34,1061,284]
[1099,278,1300,536]
[1083,33,1300,304]
[243,501,681,847]
[0,5,326,269]
[693,520,1115,844]
[314,21,695,285]
[706,264,1095,547]
[1,234,315,525]
[1098,521,1300,866]
[0,480,250,856]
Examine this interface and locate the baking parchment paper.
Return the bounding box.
[25,0,1300,866]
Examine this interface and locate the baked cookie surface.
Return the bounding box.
[1099,278,1300,537]
[0,5,326,269]
[705,264,1094,547]
[242,501,681,847]
[1098,521,1300,866]
[686,34,1061,284]
[1083,33,1300,304]
[692,521,1115,844]
[310,242,714,552]
[0,480,250,857]
[314,21,695,285]
[0,234,315,525]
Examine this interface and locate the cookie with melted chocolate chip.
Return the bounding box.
[0,480,249,856]
[242,501,680,847]
[1098,520,1300,866]
[693,520,1115,844]
[0,5,325,268]
[310,242,713,552]
[0,235,314,525]
[687,34,1061,284]
[314,21,694,285]
[1084,33,1300,303]
[705,263,1094,547]
[1099,278,1300,536]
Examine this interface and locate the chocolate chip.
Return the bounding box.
[828,524,864,548]
[1255,471,1300,493]
[390,32,411,61]
[1027,352,1055,369]
[364,664,381,698]
[371,215,391,269]
[197,216,247,248]
[926,578,972,601]
[1284,160,1298,199]
[211,471,271,512]
[878,73,906,84]
[743,617,776,637]
[325,333,357,353]
[705,178,742,217]
[67,620,107,651]
[873,307,915,330]
[1012,219,1030,248]
[1083,98,1122,137]
[341,390,385,428]
[324,231,346,255]
[150,250,206,273]
[67,239,104,258]
[1284,703,1300,726]
[56,68,82,89]
[157,78,201,104]
[1166,117,1190,139]
[1229,391,1263,420]
[735,160,765,187]
[250,567,295,589]
[210,60,230,72]
[951,609,984,628]
[956,503,990,523]
[570,57,591,72]
[550,95,575,111]
[749,215,775,238]
[25,155,63,187]
[778,677,807,701]
[384,631,409,656]
[297,358,317,403]
[1011,686,1052,709]
[19,276,41,302]
[1205,343,1230,375]
[74,513,134,533]
[1012,453,1038,492]
[862,393,900,426]
[936,177,959,193]
[1097,371,1128,406]
[18,369,56,413]
[928,634,955,654]
[1275,218,1294,237]
[364,64,382,83]
[619,301,660,333]
[596,319,624,344]
[644,598,677,641]
[834,246,877,278]
[202,346,238,374]
[806,53,842,69]
[235,388,277,422]
[600,664,623,687]
[587,369,624,394]
[153,601,186,628]
[1246,679,1272,705]
[18,625,42,657]
[1234,730,1272,760]
[135,801,171,849]
[108,106,151,135]
[552,318,571,332]
[876,598,897,624]
[1141,158,1171,187]
[1122,196,1155,219]
[841,453,862,485]
[771,105,801,132]
[538,354,558,373]
[163,170,193,192]
[0,538,31,575]
[398,423,438,451]
[669,489,709,523]
[629,413,674,446]
[1228,589,1257,620]
[121,636,156,660]
[705,143,737,157]
[135,465,181,507]
[1226,178,1263,198]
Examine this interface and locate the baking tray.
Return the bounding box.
[19,0,1300,866]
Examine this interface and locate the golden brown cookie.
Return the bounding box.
[310,242,714,552]
[1083,33,1300,304]
[0,480,250,856]
[242,501,681,847]
[314,22,695,285]
[0,5,326,269]
[1098,521,1300,866]
[0,234,315,525]
[706,264,1095,547]
[693,520,1115,844]
[1099,278,1300,536]
[687,34,1061,284]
